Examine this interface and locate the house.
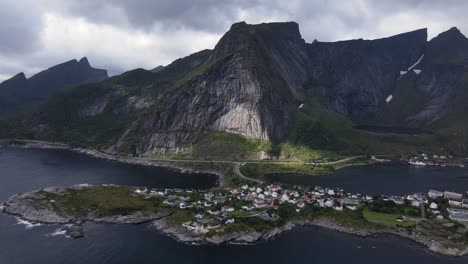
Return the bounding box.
[444,191,463,201]
[414,193,426,202]
[225,217,235,224]
[462,199,468,208]
[325,200,334,208]
[390,197,405,205]
[255,202,269,208]
[346,205,357,211]
[303,196,313,203]
[258,194,266,200]
[411,200,420,207]
[242,205,256,211]
[179,202,187,209]
[429,202,438,210]
[256,188,263,194]
[365,195,373,201]
[287,190,299,197]
[221,206,235,212]
[333,206,343,211]
[448,208,468,222]
[342,198,360,206]
[163,199,177,206]
[203,201,212,207]
[327,189,335,196]
[246,193,256,201]
[428,190,443,199]
[207,210,221,215]
[449,200,462,207]
[134,187,147,194]
[195,212,205,221]
[271,192,278,198]
[297,201,305,208]
[179,196,190,201]
[204,193,215,201]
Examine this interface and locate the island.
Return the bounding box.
[2,183,468,256]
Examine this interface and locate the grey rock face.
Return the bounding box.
[118,23,468,155]
[405,27,468,124]
[130,22,309,155]
[79,92,114,117]
[2,192,70,224]
[307,28,428,117]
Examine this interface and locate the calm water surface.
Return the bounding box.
[1,148,467,264]
[267,163,468,195]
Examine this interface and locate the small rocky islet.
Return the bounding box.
[2,183,468,256]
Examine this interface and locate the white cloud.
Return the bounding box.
[39,13,220,75]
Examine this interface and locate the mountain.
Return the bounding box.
[2,22,468,158]
[0,57,108,116]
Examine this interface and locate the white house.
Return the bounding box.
[428,190,443,199]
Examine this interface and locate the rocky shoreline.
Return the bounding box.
[0,139,226,186]
[2,185,468,257]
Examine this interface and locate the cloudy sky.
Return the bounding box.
[0,0,466,82]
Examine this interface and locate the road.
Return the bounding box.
[234,162,265,184]
[2,139,371,184]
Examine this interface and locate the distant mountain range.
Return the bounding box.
[0,57,108,116]
[2,22,468,159]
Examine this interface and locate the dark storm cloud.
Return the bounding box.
[0,0,467,82]
[61,0,263,32]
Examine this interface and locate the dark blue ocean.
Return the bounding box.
[0,148,466,264]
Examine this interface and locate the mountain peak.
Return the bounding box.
[433,26,466,41]
[79,57,91,67]
[230,21,248,30]
[12,72,27,80]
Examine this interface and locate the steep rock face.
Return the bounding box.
[0,57,108,116]
[404,27,468,125]
[127,22,310,155]
[307,29,427,117]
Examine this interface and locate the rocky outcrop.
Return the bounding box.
[1,185,171,225]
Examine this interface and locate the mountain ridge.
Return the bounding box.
[0,57,108,116]
[2,22,468,158]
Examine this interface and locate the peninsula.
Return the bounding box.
[2,183,468,256]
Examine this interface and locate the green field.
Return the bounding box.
[40,186,163,217]
[363,209,416,227]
